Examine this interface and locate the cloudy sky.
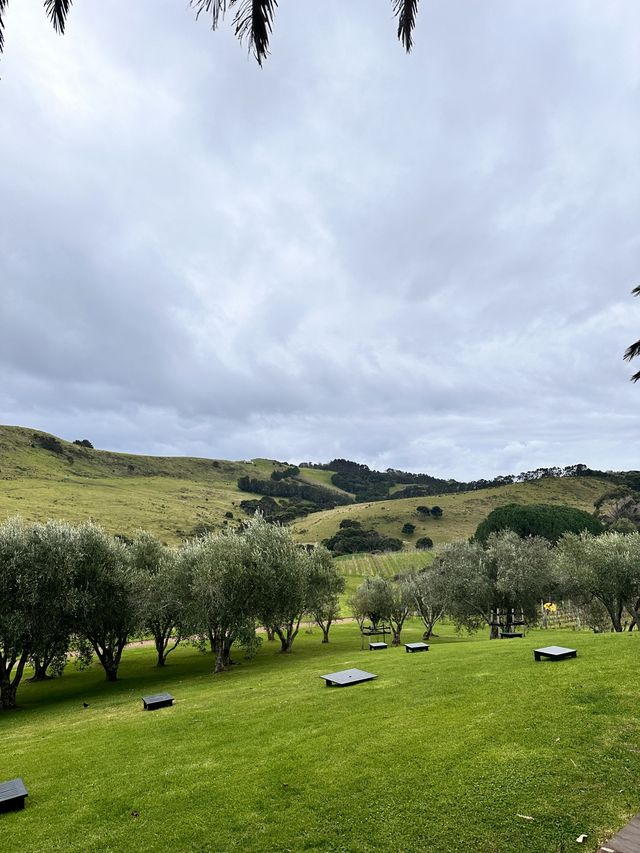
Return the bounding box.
[1,1,639,480]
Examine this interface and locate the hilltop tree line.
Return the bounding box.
[0,515,343,710]
[237,474,351,521]
[298,459,628,504]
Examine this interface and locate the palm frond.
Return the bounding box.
[43,0,73,35]
[625,287,640,380]
[624,340,640,364]
[230,0,277,66]
[0,0,9,53]
[392,0,419,53]
[191,0,227,30]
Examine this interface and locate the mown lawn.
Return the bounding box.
[2,624,639,853]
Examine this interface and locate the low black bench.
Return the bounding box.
[142,692,174,711]
[369,642,387,650]
[533,645,577,662]
[501,632,524,639]
[405,642,430,653]
[320,668,377,687]
[0,778,28,813]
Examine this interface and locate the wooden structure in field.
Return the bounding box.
[490,607,526,639]
[360,620,391,650]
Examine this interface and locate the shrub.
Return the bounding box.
[33,433,64,454]
[73,439,94,449]
[474,503,603,544]
[416,537,433,550]
[402,522,416,535]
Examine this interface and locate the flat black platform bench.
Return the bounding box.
[320,668,377,687]
[369,642,387,650]
[533,646,577,662]
[405,642,430,653]
[501,632,524,638]
[142,692,174,710]
[0,778,28,813]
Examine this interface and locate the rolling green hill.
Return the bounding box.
[0,425,286,543]
[0,425,617,550]
[291,475,615,547]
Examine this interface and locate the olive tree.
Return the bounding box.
[403,566,446,640]
[243,515,308,653]
[350,575,392,630]
[131,532,189,667]
[184,528,257,672]
[0,519,38,709]
[435,531,555,639]
[0,518,77,708]
[28,520,78,680]
[306,547,345,643]
[555,532,640,632]
[74,523,139,681]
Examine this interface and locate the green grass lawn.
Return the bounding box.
[2,624,639,852]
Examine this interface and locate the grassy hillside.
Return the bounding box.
[292,475,615,547]
[0,425,284,543]
[2,623,639,852]
[296,466,353,497]
[0,425,616,550]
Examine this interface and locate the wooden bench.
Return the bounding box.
[0,778,28,813]
[405,642,430,653]
[533,646,577,662]
[142,692,174,711]
[369,642,388,651]
[320,668,377,687]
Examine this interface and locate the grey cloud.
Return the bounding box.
[1,0,639,479]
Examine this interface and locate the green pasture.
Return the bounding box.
[297,467,353,497]
[0,426,616,551]
[292,476,614,546]
[0,426,284,544]
[2,623,639,853]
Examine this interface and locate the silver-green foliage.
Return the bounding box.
[434,530,555,638]
[0,517,77,708]
[74,522,139,681]
[555,531,640,631]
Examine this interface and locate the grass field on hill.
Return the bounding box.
[291,476,614,546]
[0,427,616,552]
[2,624,639,853]
[0,426,284,544]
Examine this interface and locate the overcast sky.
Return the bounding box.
[1,1,639,480]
